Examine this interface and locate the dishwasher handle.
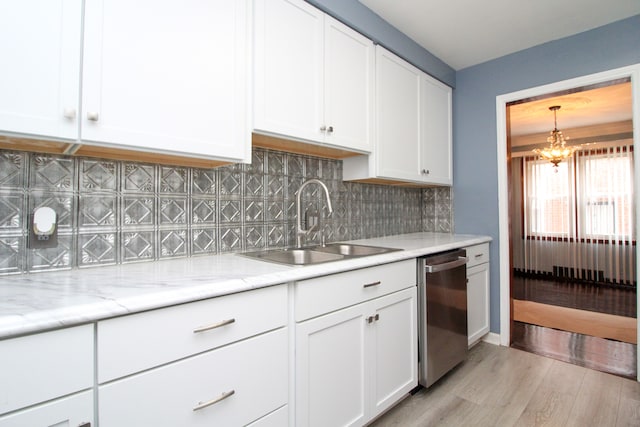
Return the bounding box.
[424,256,468,273]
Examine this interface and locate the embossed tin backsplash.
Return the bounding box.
[0,148,452,275]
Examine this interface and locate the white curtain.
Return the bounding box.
[521,142,635,286]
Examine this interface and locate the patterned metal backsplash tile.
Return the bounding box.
[0,147,453,275]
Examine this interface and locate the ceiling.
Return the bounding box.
[358,0,640,71]
[508,81,633,136]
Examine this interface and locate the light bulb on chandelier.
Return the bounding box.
[532,105,581,168]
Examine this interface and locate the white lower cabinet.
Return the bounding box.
[0,324,94,426]
[0,391,93,427]
[466,243,491,346]
[99,328,288,427]
[295,272,417,427]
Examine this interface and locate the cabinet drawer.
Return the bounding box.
[0,325,94,415]
[0,390,93,427]
[465,243,489,268]
[295,259,415,321]
[98,284,286,383]
[99,328,288,427]
[246,405,288,427]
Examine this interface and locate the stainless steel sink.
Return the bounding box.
[240,248,345,265]
[313,243,400,257]
[239,243,400,266]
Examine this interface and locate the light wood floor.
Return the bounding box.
[369,342,640,427]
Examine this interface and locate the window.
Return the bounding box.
[578,152,634,239]
[524,145,634,241]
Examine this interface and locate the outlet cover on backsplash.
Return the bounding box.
[0,148,452,275]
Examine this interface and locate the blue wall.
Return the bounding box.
[306,0,455,87]
[453,15,640,333]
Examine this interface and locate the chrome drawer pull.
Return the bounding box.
[363,281,381,288]
[193,318,235,333]
[193,390,235,411]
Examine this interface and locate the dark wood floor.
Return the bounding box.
[513,276,636,318]
[511,321,637,380]
[512,276,637,380]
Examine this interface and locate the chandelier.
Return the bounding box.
[532,105,580,167]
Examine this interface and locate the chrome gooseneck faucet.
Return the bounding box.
[296,179,333,248]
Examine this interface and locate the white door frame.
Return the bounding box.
[495,64,640,380]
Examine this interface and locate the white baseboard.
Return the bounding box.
[482,332,501,346]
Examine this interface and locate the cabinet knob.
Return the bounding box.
[320,125,327,132]
[327,126,333,133]
[63,108,76,120]
[422,169,430,175]
[87,112,100,122]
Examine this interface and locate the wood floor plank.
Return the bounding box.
[513,299,637,344]
[511,321,637,379]
[370,343,640,427]
[514,360,586,426]
[616,380,640,427]
[565,369,623,427]
[476,349,553,426]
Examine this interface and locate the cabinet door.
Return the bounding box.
[369,287,417,418]
[375,47,422,181]
[420,74,452,185]
[0,391,93,427]
[82,0,250,161]
[0,325,94,415]
[467,263,490,345]
[100,328,288,427]
[0,0,81,140]
[296,303,367,427]
[323,16,374,152]
[253,0,324,143]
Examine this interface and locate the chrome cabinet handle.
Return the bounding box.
[421,169,430,175]
[320,125,327,132]
[193,318,235,333]
[363,281,381,288]
[87,111,99,121]
[193,390,235,411]
[327,126,333,133]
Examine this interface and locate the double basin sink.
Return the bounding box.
[240,243,401,266]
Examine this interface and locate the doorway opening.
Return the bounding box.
[496,65,640,381]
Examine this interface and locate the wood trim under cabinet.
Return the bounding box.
[0,135,232,169]
[252,132,362,159]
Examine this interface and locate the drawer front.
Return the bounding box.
[295,259,415,321]
[0,324,94,415]
[246,405,288,427]
[0,390,93,427]
[98,284,286,383]
[99,328,288,427]
[465,243,489,268]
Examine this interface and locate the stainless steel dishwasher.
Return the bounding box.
[417,249,468,387]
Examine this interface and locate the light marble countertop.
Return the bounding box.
[0,232,491,339]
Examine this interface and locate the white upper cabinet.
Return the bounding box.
[253,0,373,153]
[0,0,82,140]
[420,73,453,185]
[0,0,251,164]
[81,0,251,162]
[343,46,453,185]
[375,46,423,182]
[323,15,374,152]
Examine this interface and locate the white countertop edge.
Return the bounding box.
[0,233,491,339]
